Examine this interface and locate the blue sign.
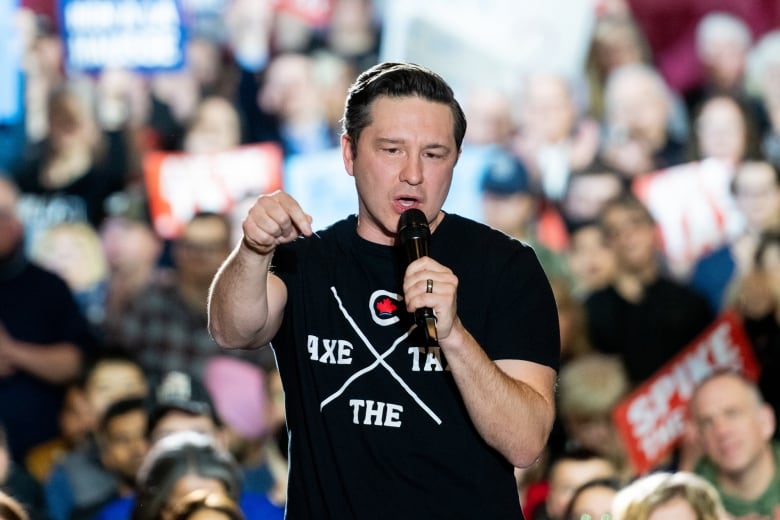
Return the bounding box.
[0,0,23,124]
[59,0,186,73]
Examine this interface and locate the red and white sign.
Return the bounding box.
[633,159,744,280]
[143,143,283,239]
[612,311,759,474]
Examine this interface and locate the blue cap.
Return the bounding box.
[480,152,530,195]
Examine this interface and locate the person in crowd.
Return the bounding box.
[564,222,618,300]
[105,212,267,383]
[531,448,619,520]
[563,478,622,520]
[256,53,338,156]
[688,370,780,518]
[11,84,129,244]
[26,351,148,482]
[611,471,729,520]
[513,71,600,202]
[208,62,560,518]
[584,13,653,121]
[558,161,626,234]
[181,97,243,155]
[29,221,110,335]
[601,64,689,179]
[0,175,94,464]
[130,431,281,520]
[44,355,150,520]
[585,193,713,384]
[0,424,47,520]
[690,160,780,313]
[169,490,245,520]
[688,94,761,167]
[99,189,167,322]
[684,12,764,131]
[549,277,592,367]
[729,230,780,419]
[479,150,568,280]
[748,29,780,166]
[556,353,631,477]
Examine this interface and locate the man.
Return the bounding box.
[0,175,94,463]
[689,370,780,518]
[532,448,618,520]
[208,62,560,518]
[585,193,713,384]
[105,211,270,383]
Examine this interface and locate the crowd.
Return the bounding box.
[1,0,780,518]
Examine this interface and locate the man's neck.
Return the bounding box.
[720,443,777,501]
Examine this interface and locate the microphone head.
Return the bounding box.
[397,208,429,243]
[397,208,430,262]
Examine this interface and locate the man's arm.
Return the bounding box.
[403,256,557,467]
[0,324,82,384]
[442,323,556,468]
[208,191,313,350]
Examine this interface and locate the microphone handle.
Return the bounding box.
[415,307,438,347]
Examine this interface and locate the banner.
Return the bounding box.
[633,159,745,280]
[380,0,595,96]
[275,0,333,26]
[612,311,759,474]
[143,143,284,238]
[59,0,186,73]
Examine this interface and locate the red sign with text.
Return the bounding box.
[143,143,283,239]
[612,311,759,474]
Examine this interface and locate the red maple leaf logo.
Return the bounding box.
[376,297,397,315]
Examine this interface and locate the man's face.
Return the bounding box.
[691,375,775,476]
[100,409,149,483]
[150,411,219,445]
[546,458,616,520]
[342,95,459,245]
[601,206,657,273]
[174,217,232,286]
[733,162,780,231]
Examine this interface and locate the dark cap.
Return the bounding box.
[103,188,151,225]
[147,371,221,435]
[480,152,530,195]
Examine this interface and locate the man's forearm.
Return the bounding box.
[208,243,280,349]
[440,322,557,468]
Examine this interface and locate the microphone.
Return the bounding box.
[397,208,438,347]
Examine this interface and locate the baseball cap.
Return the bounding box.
[480,152,531,195]
[147,371,221,435]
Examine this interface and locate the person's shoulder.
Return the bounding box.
[441,213,533,252]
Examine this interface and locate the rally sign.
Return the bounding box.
[612,311,759,474]
[143,143,283,239]
[59,0,186,73]
[0,0,22,124]
[633,159,744,280]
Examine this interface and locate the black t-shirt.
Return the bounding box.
[271,213,560,519]
[586,277,714,384]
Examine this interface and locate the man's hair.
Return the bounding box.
[340,62,467,157]
[98,397,148,434]
[690,367,765,410]
[598,192,655,231]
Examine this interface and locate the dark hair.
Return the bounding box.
[597,192,655,230]
[131,432,242,520]
[340,62,467,157]
[99,397,148,433]
[170,490,245,520]
[563,477,623,520]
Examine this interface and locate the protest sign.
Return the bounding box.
[612,311,759,474]
[633,159,745,279]
[143,143,283,239]
[59,0,186,72]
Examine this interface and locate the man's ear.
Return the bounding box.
[341,134,355,177]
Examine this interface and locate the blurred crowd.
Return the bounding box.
[1,0,780,518]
